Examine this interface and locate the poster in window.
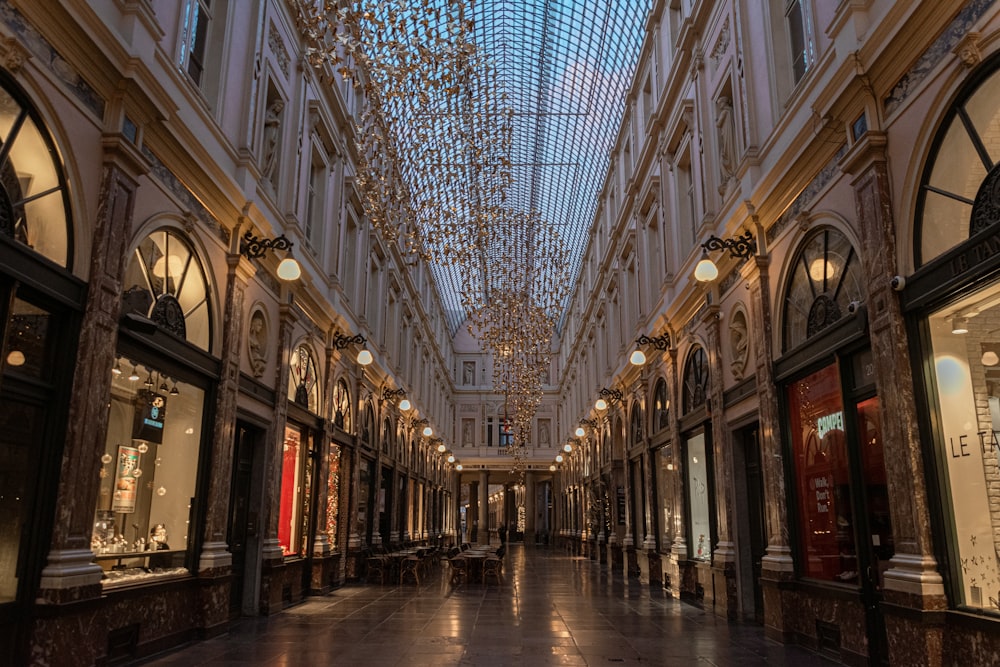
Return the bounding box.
[132,389,167,443]
[112,445,141,513]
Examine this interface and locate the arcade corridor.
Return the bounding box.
[140,545,836,666]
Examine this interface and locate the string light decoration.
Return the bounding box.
[291,0,644,474]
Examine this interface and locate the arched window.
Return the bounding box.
[629,401,643,446]
[916,61,1000,265]
[682,346,709,414]
[652,378,669,433]
[122,229,211,351]
[381,417,393,455]
[0,74,72,268]
[288,344,319,413]
[333,378,351,432]
[361,401,374,448]
[782,228,863,351]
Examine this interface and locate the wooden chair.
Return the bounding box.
[399,556,421,585]
[482,554,503,585]
[366,556,389,584]
[448,556,468,585]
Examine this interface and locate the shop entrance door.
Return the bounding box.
[734,423,766,623]
[851,396,891,666]
[228,421,262,616]
[0,280,79,660]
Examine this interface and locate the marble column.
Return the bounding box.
[478,471,489,545]
[705,300,737,618]
[840,132,946,664]
[199,232,254,576]
[38,136,146,603]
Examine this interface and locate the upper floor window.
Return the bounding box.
[179,0,212,86]
[122,229,211,351]
[333,378,351,431]
[653,378,670,433]
[786,0,813,83]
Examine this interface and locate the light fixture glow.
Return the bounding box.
[447,454,455,463]
[422,426,433,437]
[276,257,302,281]
[152,254,185,279]
[6,350,25,366]
[694,250,719,282]
[437,442,446,452]
[809,258,835,282]
[128,364,140,382]
[595,398,608,411]
[575,426,585,438]
[456,464,463,471]
[111,359,122,376]
[549,464,557,471]
[356,349,374,365]
[952,317,969,335]
[555,454,564,463]
[398,398,412,411]
[983,350,1000,366]
[629,348,647,365]
[563,443,572,452]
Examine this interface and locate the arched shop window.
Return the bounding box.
[0,74,72,268]
[682,346,708,415]
[122,229,211,351]
[777,232,893,590]
[681,346,712,561]
[333,378,351,431]
[0,76,81,615]
[782,227,864,352]
[93,228,214,584]
[652,378,669,433]
[915,59,1000,616]
[288,344,319,413]
[916,62,1000,266]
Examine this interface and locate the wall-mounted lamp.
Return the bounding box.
[333,331,373,365]
[630,333,671,365]
[241,231,301,281]
[549,464,557,471]
[574,426,586,438]
[563,443,573,453]
[595,387,623,411]
[555,453,564,463]
[694,230,756,282]
[382,387,407,406]
[456,463,463,471]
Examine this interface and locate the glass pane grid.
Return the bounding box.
[413,0,650,333]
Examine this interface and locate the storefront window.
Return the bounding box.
[655,445,678,551]
[926,283,1000,613]
[93,358,204,584]
[326,444,341,550]
[278,424,303,556]
[686,432,711,561]
[788,364,858,582]
[358,458,372,543]
[653,378,669,433]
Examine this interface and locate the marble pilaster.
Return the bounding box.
[38,137,146,602]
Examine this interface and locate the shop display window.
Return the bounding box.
[278,424,304,556]
[926,284,1000,614]
[93,358,204,584]
[655,445,678,551]
[686,433,711,561]
[788,364,858,583]
[326,444,341,550]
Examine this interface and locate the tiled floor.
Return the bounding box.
[140,544,838,666]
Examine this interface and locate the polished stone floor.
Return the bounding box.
[140,544,838,666]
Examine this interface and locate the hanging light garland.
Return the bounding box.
[292,0,568,472]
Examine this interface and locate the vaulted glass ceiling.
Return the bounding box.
[429,0,651,333]
[296,0,650,336]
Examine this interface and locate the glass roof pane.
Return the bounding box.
[418,0,651,333]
